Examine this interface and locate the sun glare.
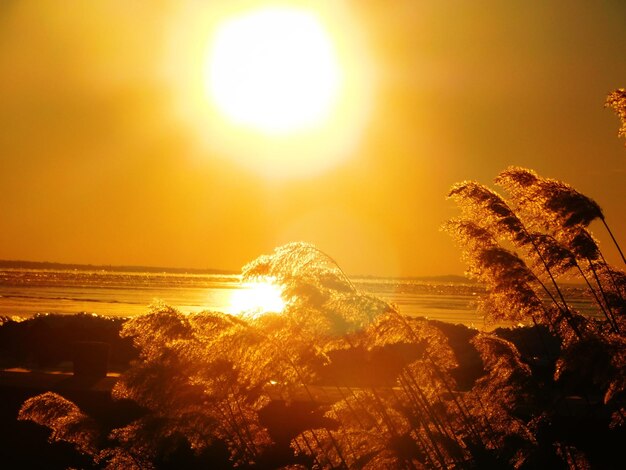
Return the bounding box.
[164,2,373,179]
[228,280,286,317]
[207,8,340,135]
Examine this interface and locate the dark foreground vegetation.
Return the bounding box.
[2,90,626,469]
[0,311,570,469]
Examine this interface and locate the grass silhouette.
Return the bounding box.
[15,90,626,469]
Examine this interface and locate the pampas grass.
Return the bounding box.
[16,90,626,469]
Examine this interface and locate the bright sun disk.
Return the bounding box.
[206,7,341,135]
[166,2,373,179]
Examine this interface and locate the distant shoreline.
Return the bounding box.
[0,259,238,276]
[0,259,472,283]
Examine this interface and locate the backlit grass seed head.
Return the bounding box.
[606,88,626,144]
[448,181,529,245]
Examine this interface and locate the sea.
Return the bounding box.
[0,267,597,329]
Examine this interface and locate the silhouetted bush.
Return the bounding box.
[0,313,137,371]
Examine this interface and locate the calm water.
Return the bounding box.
[0,268,596,328]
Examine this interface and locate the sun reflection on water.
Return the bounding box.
[228,280,285,317]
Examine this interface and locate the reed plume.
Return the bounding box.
[468,334,535,457]
[606,88,626,144]
[245,242,393,338]
[496,167,626,335]
[109,303,275,466]
[448,181,529,246]
[292,390,419,469]
[448,162,626,466]
[17,181,626,469]
[446,182,588,338]
[18,391,99,458]
[445,218,575,336]
[497,166,625,265]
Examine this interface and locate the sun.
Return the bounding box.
[206,7,341,135]
[164,2,373,179]
[228,280,286,317]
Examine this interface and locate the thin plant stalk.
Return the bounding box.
[585,259,620,332]
[601,217,626,266]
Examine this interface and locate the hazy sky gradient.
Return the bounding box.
[1,1,625,276]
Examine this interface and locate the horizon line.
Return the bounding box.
[0,258,470,281]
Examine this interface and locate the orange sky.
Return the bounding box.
[1,1,625,277]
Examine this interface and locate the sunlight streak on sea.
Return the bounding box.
[0,268,596,328]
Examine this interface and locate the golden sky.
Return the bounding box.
[1,1,625,277]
